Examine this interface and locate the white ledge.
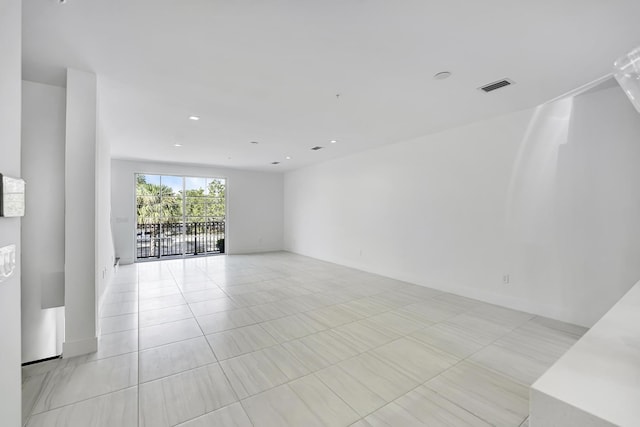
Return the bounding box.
[530,280,640,426]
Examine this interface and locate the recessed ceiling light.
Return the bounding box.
[433,71,452,80]
[330,140,337,144]
[188,116,200,121]
[173,143,183,147]
[271,161,280,165]
[285,156,291,160]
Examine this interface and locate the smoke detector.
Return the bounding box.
[433,71,452,80]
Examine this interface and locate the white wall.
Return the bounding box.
[0,0,23,423]
[63,69,98,358]
[21,81,66,363]
[96,84,115,308]
[112,159,284,264]
[285,85,640,327]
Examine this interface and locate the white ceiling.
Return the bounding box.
[22,0,640,172]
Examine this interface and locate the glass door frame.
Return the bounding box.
[134,172,227,262]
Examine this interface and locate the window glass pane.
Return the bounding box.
[185,177,207,193]
[185,217,206,224]
[137,196,162,223]
[185,198,206,218]
[160,175,183,195]
[166,215,183,225]
[136,174,160,195]
[208,199,225,219]
[185,188,206,199]
[207,178,225,198]
[161,194,182,219]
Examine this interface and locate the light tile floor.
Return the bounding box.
[22,252,587,426]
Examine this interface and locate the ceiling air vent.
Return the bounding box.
[271,161,280,165]
[479,78,514,93]
[310,146,323,151]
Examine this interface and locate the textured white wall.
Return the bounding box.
[21,81,66,363]
[0,0,23,423]
[111,159,284,263]
[285,85,640,327]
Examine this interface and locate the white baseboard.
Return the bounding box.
[284,249,594,328]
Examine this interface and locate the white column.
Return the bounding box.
[63,68,98,358]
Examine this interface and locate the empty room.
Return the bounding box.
[2,0,640,426]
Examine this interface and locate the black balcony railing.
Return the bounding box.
[136,221,225,259]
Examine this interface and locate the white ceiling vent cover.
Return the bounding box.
[479,78,514,93]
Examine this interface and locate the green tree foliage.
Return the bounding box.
[136,176,225,224]
[207,179,226,219]
[136,183,181,224]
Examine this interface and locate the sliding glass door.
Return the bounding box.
[135,174,226,260]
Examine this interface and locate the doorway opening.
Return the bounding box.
[135,174,226,261]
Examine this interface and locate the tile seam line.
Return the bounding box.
[168,264,246,408]
[323,313,541,424]
[412,333,534,426]
[28,386,139,420]
[123,256,537,425]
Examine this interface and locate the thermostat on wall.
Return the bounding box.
[0,173,26,217]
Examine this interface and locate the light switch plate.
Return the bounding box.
[0,244,16,283]
[0,174,26,217]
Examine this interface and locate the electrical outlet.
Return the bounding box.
[0,244,17,283]
[503,274,510,285]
